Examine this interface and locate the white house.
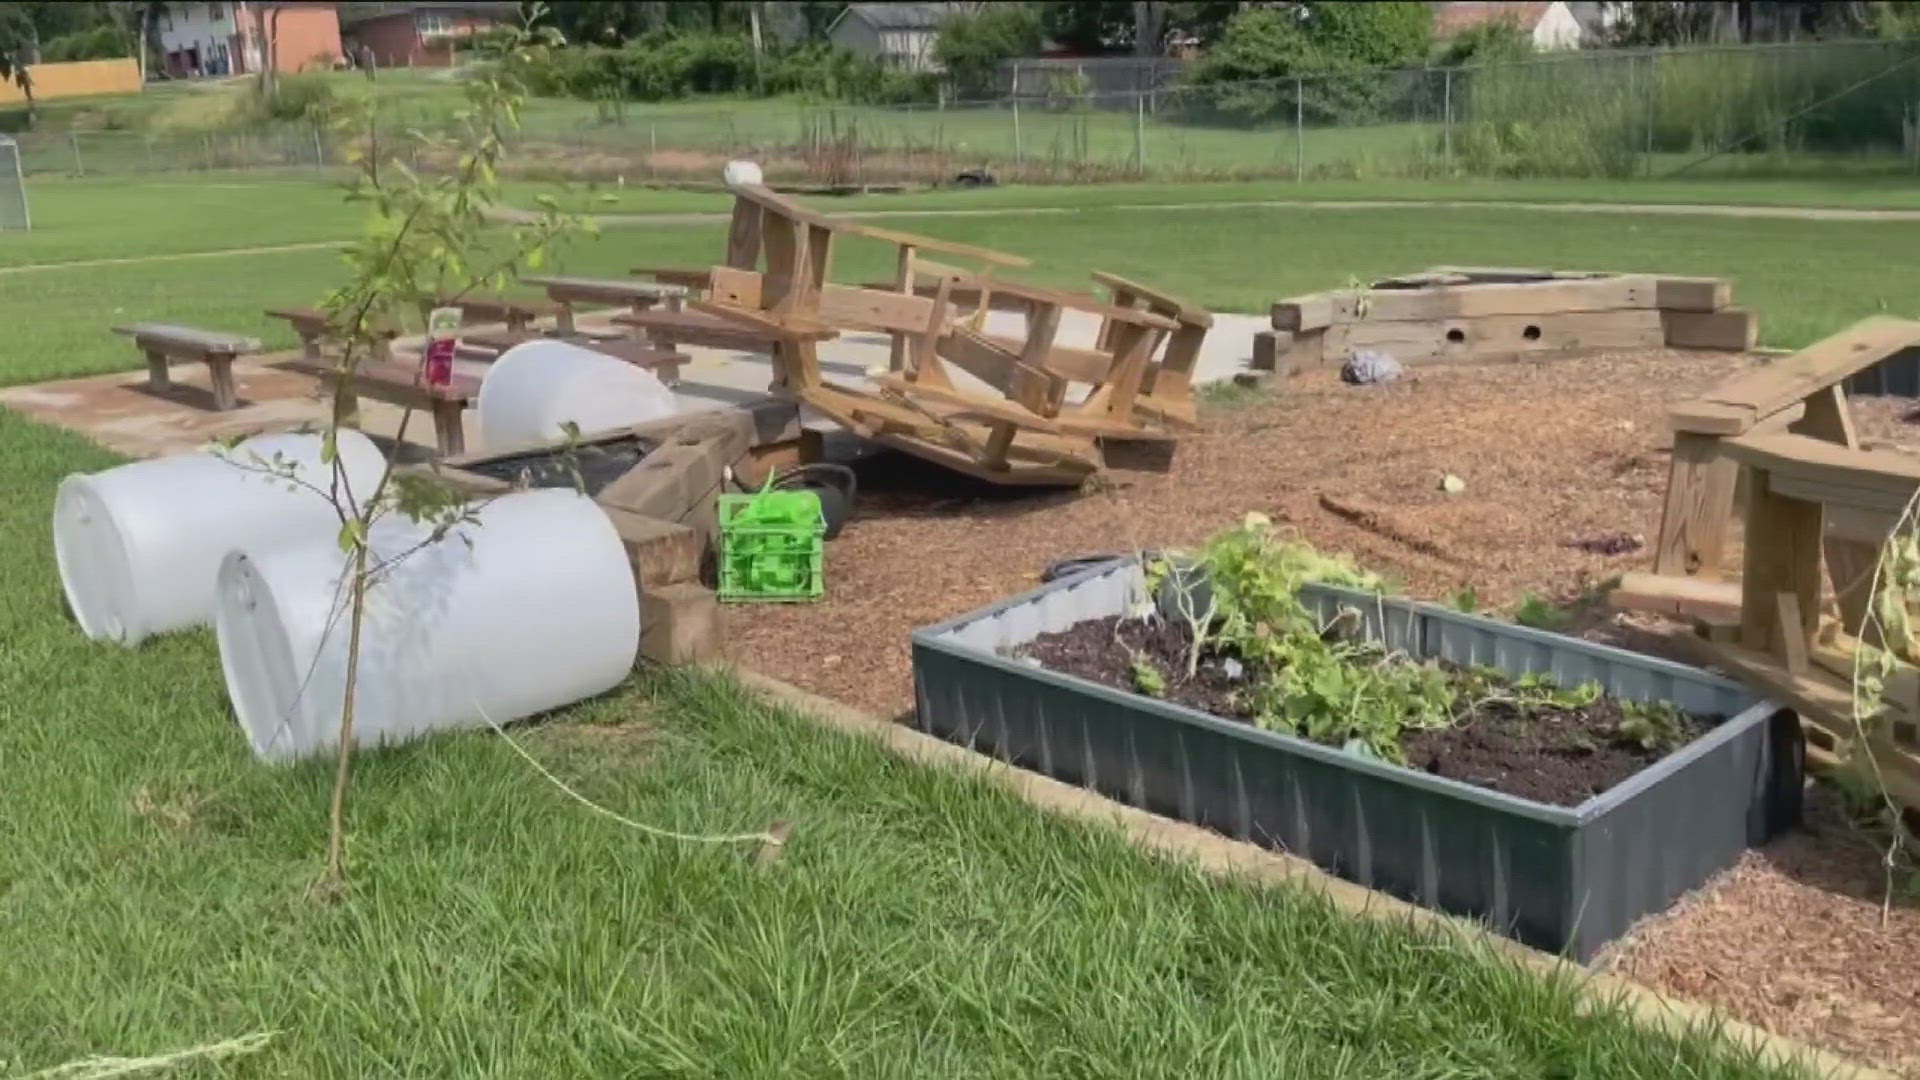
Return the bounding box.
[1431,1,1590,51]
[826,3,973,73]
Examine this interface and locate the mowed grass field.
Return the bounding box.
[4,172,1920,385]
[0,171,1872,1076]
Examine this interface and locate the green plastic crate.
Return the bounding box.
[717,487,825,603]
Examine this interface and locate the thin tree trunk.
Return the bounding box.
[323,544,370,890]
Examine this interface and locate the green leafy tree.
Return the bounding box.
[253,10,588,892]
[1040,0,1134,54]
[0,6,40,127]
[934,4,1042,97]
[1302,1,1431,68]
[1186,2,1431,123]
[1436,18,1535,65]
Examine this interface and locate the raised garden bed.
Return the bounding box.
[911,558,1804,959]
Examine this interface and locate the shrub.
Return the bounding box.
[250,71,338,123]
[524,36,935,105]
[934,5,1043,98]
[39,25,132,63]
[1185,3,1433,124]
[1436,20,1534,66]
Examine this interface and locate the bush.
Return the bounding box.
[934,6,1043,98]
[249,71,338,123]
[1185,3,1433,124]
[1436,20,1534,66]
[524,36,935,105]
[39,25,132,63]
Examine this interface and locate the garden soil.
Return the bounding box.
[723,347,1920,1076]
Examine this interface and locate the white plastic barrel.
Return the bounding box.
[53,430,386,646]
[477,340,678,450]
[214,488,639,763]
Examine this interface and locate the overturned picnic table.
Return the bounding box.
[521,275,690,335]
[112,323,262,411]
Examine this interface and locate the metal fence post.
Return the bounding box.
[1442,68,1453,164]
[70,133,84,177]
[1012,96,1022,166]
[1134,93,1147,173]
[312,124,325,169]
[1295,76,1305,182]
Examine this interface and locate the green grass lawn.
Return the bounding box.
[0,411,1807,1077]
[5,176,1919,386]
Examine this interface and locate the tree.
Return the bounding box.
[0,6,40,127]
[1041,0,1134,54]
[1186,2,1432,123]
[1437,18,1535,65]
[933,4,1042,97]
[1297,1,1431,68]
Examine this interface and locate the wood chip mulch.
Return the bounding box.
[720,347,1920,1075]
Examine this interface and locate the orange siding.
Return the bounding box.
[0,58,142,106]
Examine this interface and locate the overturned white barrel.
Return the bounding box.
[478,340,678,450]
[54,430,387,646]
[215,488,639,763]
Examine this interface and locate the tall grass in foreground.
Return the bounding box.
[0,411,1810,1077]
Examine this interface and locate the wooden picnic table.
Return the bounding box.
[283,356,479,456]
[521,275,690,335]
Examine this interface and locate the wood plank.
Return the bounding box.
[1721,433,1920,511]
[982,334,1111,384]
[1323,309,1664,363]
[1697,316,1920,419]
[1609,570,1743,621]
[1271,294,1346,332]
[818,285,936,334]
[1739,468,1824,653]
[1090,270,1213,327]
[1775,592,1810,673]
[1662,308,1758,351]
[1012,302,1063,415]
[1666,400,1756,436]
[870,374,1065,433]
[837,220,1031,267]
[1655,276,1733,312]
[1365,276,1658,321]
[937,327,1057,397]
[524,275,689,306]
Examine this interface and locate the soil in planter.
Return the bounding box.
[1021,615,1720,808]
[462,436,658,496]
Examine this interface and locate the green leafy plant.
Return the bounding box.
[1615,699,1683,753]
[218,9,589,894]
[1130,653,1168,697]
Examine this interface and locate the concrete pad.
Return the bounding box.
[0,308,1265,461]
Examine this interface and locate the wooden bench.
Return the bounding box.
[283,356,479,456]
[456,329,687,381]
[264,306,400,362]
[433,294,563,333]
[522,275,690,335]
[112,322,262,410]
[612,308,830,355]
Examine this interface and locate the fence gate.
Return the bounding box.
[0,136,27,231]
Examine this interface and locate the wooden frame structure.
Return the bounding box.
[627,181,1204,485]
[1613,316,1920,827]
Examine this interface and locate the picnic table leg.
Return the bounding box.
[431,400,467,457]
[207,357,239,411]
[554,302,577,337]
[299,331,323,360]
[144,348,172,393]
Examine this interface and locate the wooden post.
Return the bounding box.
[889,244,917,372]
[1653,432,1740,577]
[1738,467,1823,658]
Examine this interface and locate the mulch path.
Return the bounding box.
[720,348,1920,1075]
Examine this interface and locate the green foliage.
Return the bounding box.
[246,70,338,123]
[1041,0,1136,55]
[39,23,131,62]
[1616,699,1684,753]
[934,5,1044,98]
[1129,652,1168,696]
[524,37,935,105]
[1436,20,1534,66]
[1514,591,1572,631]
[1450,585,1478,613]
[1184,2,1431,124]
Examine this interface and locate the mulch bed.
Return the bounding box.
[1019,613,1713,808]
[720,347,1920,1075]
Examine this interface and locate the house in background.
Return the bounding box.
[337,1,517,69]
[826,3,972,73]
[1430,1,1590,51]
[155,2,343,79]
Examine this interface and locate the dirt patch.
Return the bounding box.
[1018,614,1712,808]
[724,348,1753,718]
[1605,787,1920,1078]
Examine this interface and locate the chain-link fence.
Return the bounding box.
[8,39,1920,186]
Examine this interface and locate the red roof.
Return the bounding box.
[1432,1,1552,38]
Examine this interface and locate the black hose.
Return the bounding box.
[740,462,857,540]
[1041,553,1150,583]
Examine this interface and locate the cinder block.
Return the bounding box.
[639,582,721,665]
[1251,330,1293,372]
[601,508,703,588]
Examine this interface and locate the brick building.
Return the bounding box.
[156,1,343,78]
[337,1,518,69]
